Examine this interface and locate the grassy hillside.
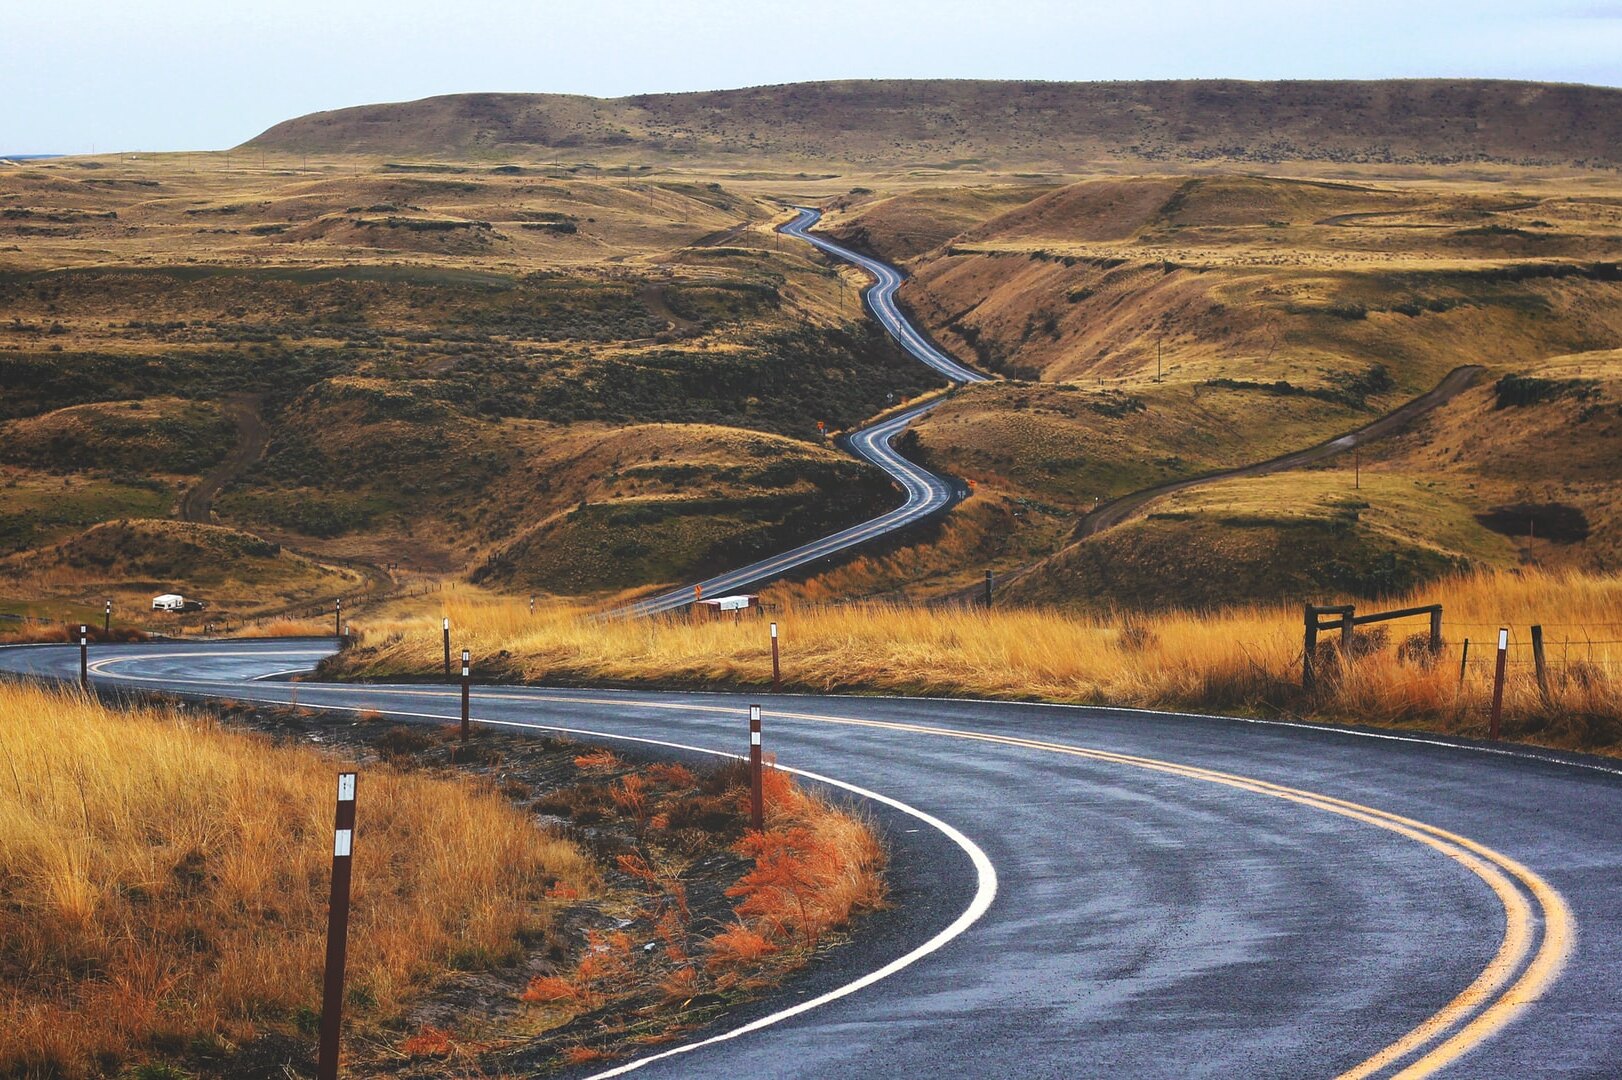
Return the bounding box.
[0,154,938,619]
[792,173,1622,608]
[2,519,365,618]
[241,80,1622,169]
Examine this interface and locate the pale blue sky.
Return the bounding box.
[4,0,1620,153]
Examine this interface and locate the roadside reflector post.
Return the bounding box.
[1489,628,1509,740]
[529,594,535,616]
[984,569,993,607]
[334,598,342,643]
[318,772,357,1080]
[442,617,451,682]
[1459,638,1470,684]
[770,622,781,692]
[749,705,763,832]
[78,625,88,690]
[104,599,111,635]
[460,649,471,744]
[1531,624,1551,705]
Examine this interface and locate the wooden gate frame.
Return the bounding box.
[1303,603,1442,690]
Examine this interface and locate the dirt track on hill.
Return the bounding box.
[951,365,1486,606]
[1071,365,1486,541]
[179,394,268,524]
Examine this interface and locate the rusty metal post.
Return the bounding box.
[442,617,451,682]
[460,649,471,744]
[770,622,781,692]
[1489,628,1509,740]
[317,772,357,1080]
[1531,625,1551,705]
[749,705,763,832]
[1459,638,1470,684]
[78,625,88,690]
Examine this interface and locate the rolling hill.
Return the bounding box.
[241,79,1622,169]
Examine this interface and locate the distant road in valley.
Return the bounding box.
[626,208,987,616]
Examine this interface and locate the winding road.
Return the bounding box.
[628,209,986,616]
[5,639,1620,1077]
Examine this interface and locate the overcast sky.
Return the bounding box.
[4,0,1620,153]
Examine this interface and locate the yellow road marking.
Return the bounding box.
[86,662,1573,1076]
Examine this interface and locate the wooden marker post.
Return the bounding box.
[460,649,471,743]
[78,625,88,690]
[442,617,451,682]
[317,772,357,1080]
[749,705,763,832]
[770,622,781,692]
[1489,628,1509,740]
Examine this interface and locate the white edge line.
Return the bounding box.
[88,680,999,1078]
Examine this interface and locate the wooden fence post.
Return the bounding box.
[1303,604,1317,691]
[1459,638,1470,684]
[1429,605,1443,655]
[1531,625,1551,705]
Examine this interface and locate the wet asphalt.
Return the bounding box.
[5,639,1620,1078]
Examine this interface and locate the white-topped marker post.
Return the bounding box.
[318,771,357,1080]
[460,649,471,744]
[1489,627,1509,740]
[749,704,764,831]
[770,622,781,692]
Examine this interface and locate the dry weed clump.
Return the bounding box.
[0,682,595,1079]
[517,758,886,1064]
[338,569,1622,752]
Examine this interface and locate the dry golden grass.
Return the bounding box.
[337,569,1622,751]
[0,683,594,1078]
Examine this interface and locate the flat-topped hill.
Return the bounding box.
[241,79,1622,168]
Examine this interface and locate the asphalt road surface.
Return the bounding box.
[8,638,1621,1078]
[628,208,987,616]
